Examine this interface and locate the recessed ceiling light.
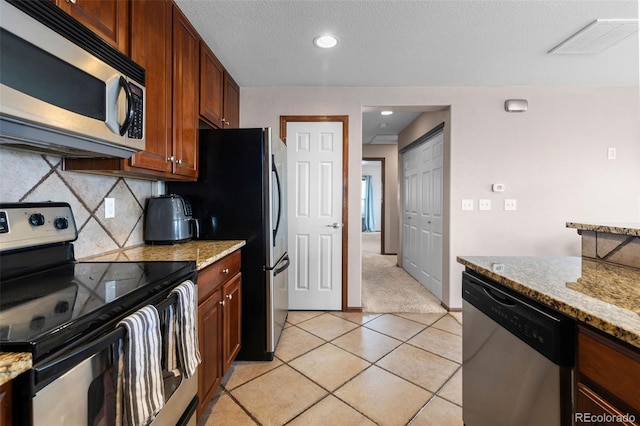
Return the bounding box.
[314,35,338,49]
[380,110,393,116]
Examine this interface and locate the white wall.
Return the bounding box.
[240,86,640,309]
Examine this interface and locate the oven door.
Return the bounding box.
[28,293,198,425]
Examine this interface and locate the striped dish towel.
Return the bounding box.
[164,304,179,377]
[117,305,165,426]
[170,280,201,378]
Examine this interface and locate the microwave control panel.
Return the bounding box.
[127,82,144,140]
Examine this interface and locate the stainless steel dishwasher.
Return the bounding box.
[462,271,575,426]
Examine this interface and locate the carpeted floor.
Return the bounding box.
[361,232,447,314]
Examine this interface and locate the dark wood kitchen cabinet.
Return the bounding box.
[0,381,11,426]
[53,0,129,54]
[222,71,240,128]
[200,45,240,129]
[197,250,242,419]
[199,44,225,128]
[170,3,199,179]
[64,0,199,181]
[576,325,640,425]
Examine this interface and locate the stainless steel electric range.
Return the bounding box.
[0,202,198,425]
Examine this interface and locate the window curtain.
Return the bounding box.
[362,175,375,232]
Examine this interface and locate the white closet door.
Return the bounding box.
[402,131,444,299]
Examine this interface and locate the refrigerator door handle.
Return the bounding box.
[265,253,289,275]
[272,156,283,246]
[273,253,290,276]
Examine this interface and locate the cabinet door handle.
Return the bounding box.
[176,159,183,165]
[222,268,230,274]
[167,156,175,162]
[226,294,233,300]
[66,0,77,3]
[219,300,225,306]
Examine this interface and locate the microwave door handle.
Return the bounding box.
[118,76,134,136]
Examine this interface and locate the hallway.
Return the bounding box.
[361,232,445,314]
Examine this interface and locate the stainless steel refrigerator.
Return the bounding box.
[167,128,288,361]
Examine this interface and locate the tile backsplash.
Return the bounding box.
[0,148,159,258]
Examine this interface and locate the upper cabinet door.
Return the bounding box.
[129,0,173,174]
[130,0,173,173]
[200,44,225,128]
[172,3,199,179]
[223,72,240,129]
[54,0,129,54]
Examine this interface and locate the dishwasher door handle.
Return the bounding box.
[481,285,517,307]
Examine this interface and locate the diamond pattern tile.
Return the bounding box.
[204,312,463,425]
[364,313,428,341]
[296,313,359,341]
[230,365,327,425]
[332,326,402,362]
[289,343,370,391]
[334,365,432,426]
[1,149,153,257]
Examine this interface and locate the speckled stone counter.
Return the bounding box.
[457,256,640,350]
[81,240,246,270]
[566,222,640,237]
[0,352,31,386]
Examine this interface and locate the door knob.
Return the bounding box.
[327,222,343,229]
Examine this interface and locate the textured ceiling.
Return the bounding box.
[175,0,638,87]
[174,0,639,144]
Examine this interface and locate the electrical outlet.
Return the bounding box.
[504,199,517,211]
[461,199,474,211]
[104,198,115,218]
[479,199,491,211]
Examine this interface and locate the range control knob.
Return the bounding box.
[54,217,69,230]
[29,213,45,226]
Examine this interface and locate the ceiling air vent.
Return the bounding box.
[548,19,639,54]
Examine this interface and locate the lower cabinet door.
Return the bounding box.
[222,274,242,374]
[198,289,222,418]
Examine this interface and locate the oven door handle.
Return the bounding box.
[34,327,126,390]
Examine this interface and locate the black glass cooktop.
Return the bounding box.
[0,260,195,361]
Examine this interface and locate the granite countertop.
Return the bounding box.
[0,352,31,386]
[566,222,640,237]
[82,240,246,270]
[457,256,640,350]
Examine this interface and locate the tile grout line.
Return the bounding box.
[217,312,462,426]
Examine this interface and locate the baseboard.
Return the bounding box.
[345,306,363,313]
[441,301,462,312]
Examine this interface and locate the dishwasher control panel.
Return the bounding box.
[462,271,575,366]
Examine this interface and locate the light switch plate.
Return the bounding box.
[461,199,474,211]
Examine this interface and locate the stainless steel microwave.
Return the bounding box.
[0,0,146,158]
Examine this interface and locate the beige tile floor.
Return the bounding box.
[199,311,463,426]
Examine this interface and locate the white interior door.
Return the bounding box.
[402,131,444,299]
[287,121,343,310]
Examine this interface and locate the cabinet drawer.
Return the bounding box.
[578,326,640,414]
[198,250,241,302]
